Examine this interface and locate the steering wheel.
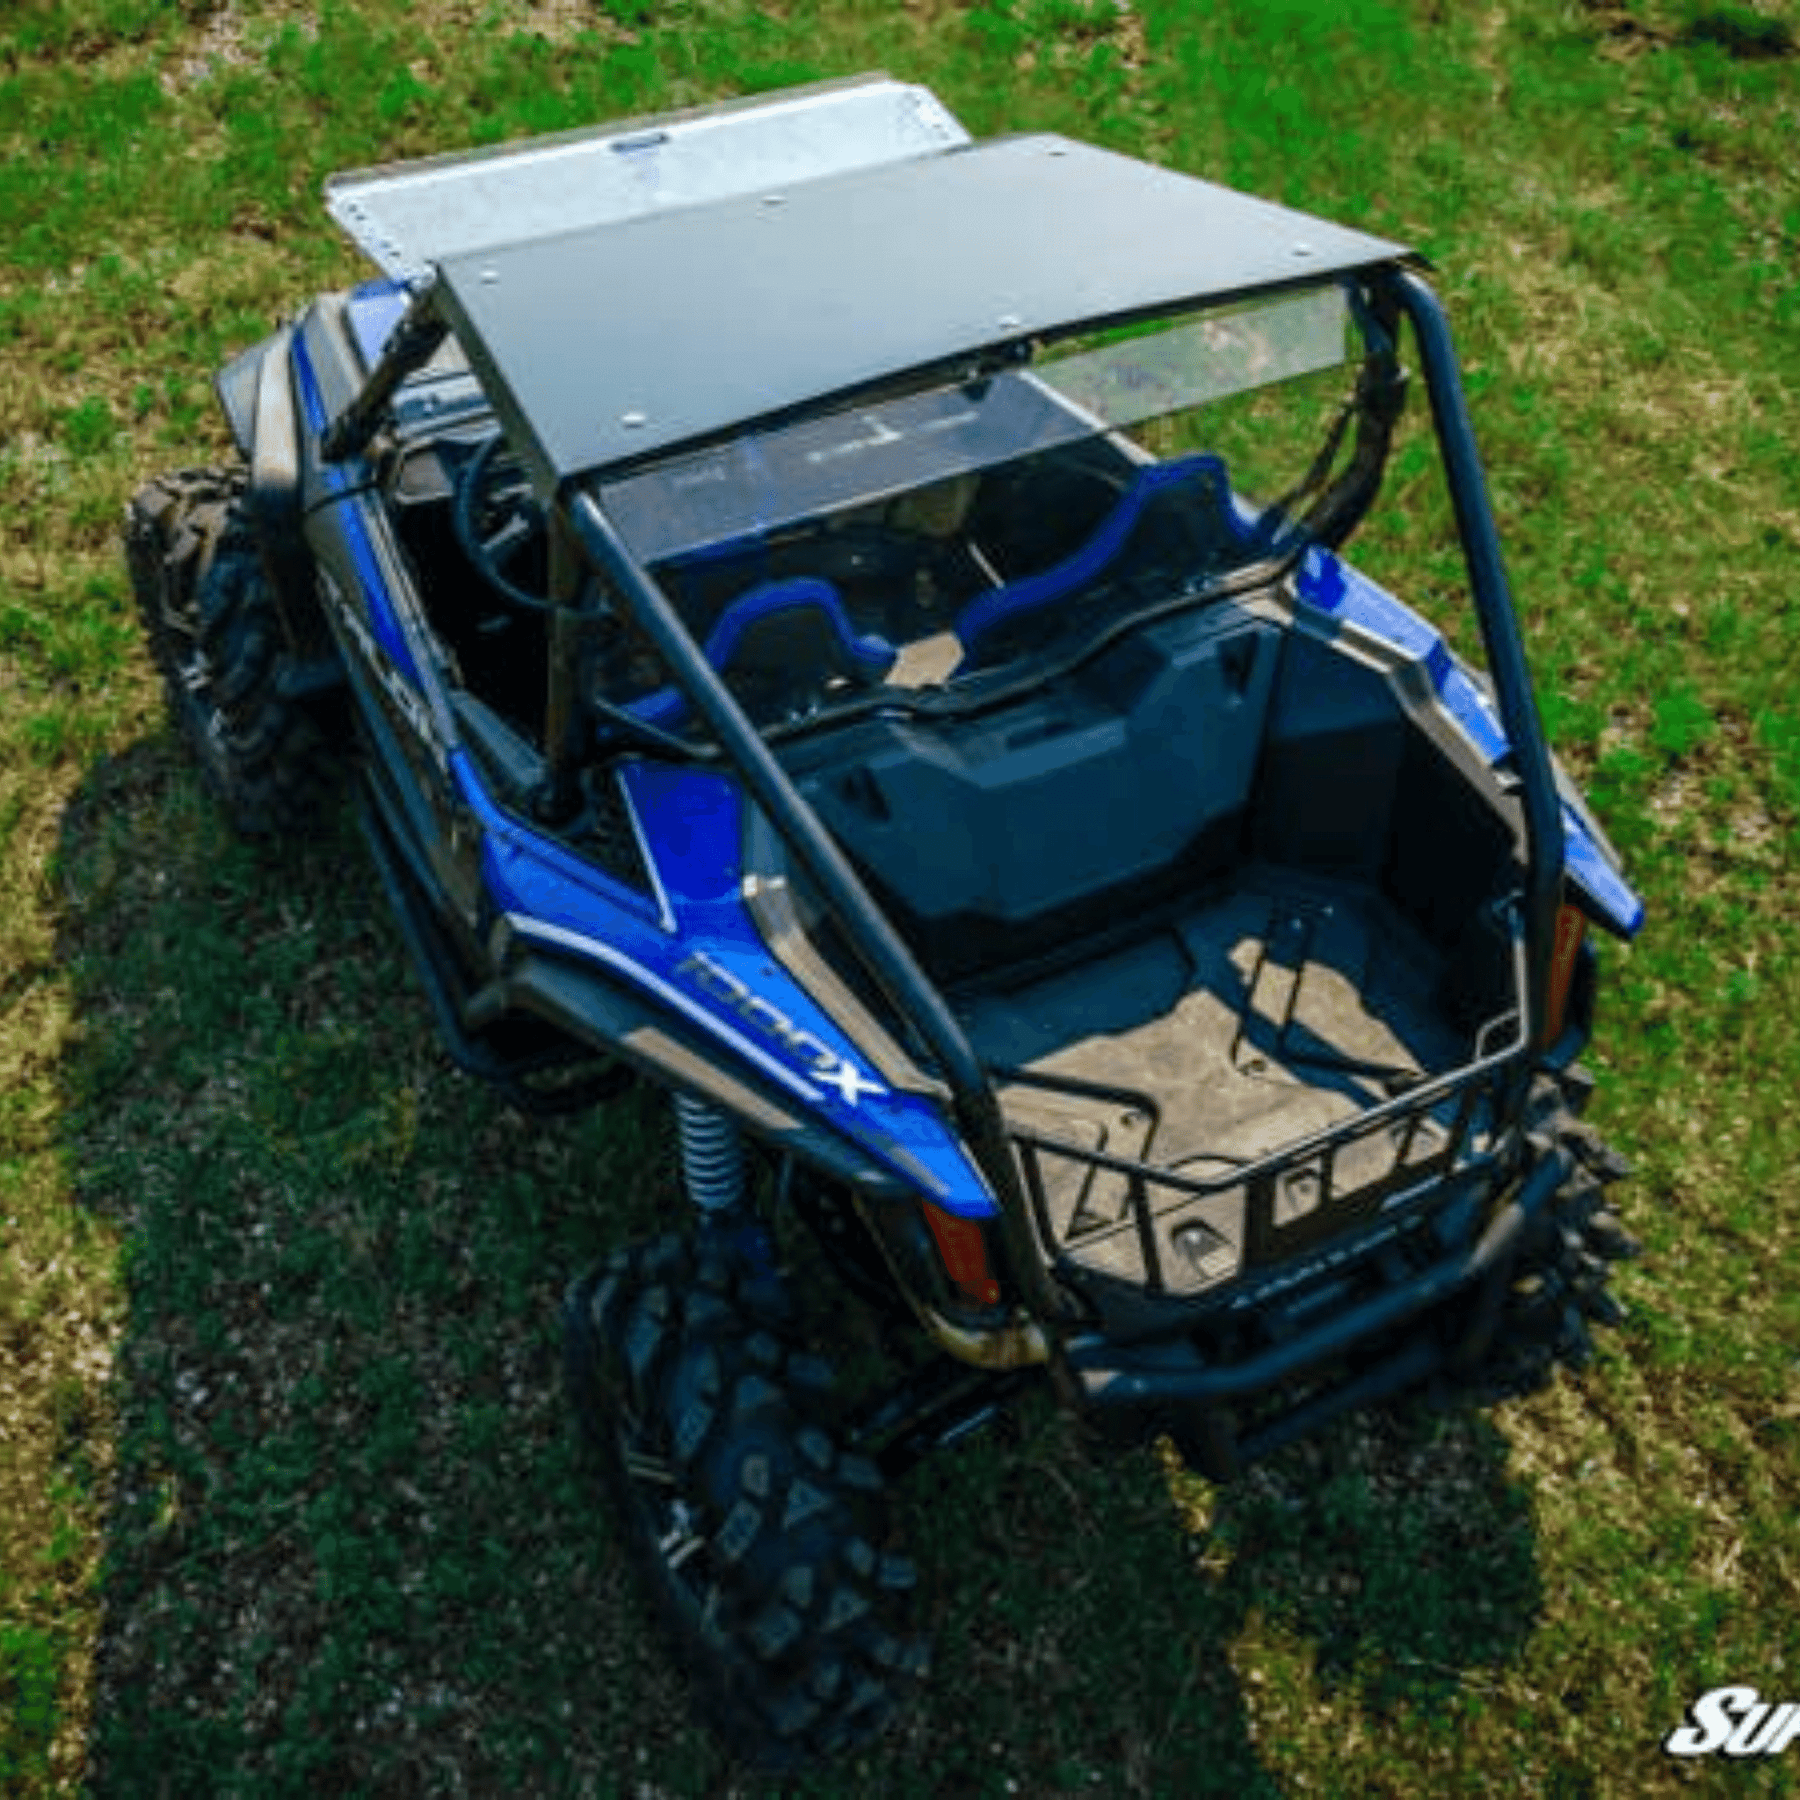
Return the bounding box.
[453,433,553,613]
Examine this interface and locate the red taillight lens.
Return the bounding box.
[922,1203,1002,1308]
[1544,900,1586,1046]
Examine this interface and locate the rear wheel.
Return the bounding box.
[127,467,337,835]
[564,1234,929,1770]
[1463,1074,1639,1398]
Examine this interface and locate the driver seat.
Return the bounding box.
[952,454,1240,669]
[625,577,897,730]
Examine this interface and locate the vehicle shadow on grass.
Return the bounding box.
[56,737,1543,1798]
[883,1394,1541,1799]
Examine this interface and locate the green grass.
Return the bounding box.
[3,0,1799,1791]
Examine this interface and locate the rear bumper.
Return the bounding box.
[1059,1136,1573,1479]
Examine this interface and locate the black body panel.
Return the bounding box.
[789,604,1281,981]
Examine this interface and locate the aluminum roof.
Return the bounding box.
[428,131,1411,487]
[327,76,969,281]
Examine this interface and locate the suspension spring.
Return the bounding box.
[674,1093,747,1215]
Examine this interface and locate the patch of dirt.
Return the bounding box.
[1578,0,1796,62]
[160,2,316,95]
[415,0,648,52]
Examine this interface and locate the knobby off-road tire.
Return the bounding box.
[564,1235,930,1771]
[1464,1072,1640,1400]
[126,467,335,836]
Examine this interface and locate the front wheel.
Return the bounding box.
[564,1234,930,1770]
[127,467,337,836]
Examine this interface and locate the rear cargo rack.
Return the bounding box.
[1005,929,1529,1308]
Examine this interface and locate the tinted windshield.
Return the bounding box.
[589,280,1386,733]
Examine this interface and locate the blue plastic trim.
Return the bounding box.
[1562,821,1643,936]
[451,750,998,1214]
[628,576,896,730]
[290,329,421,681]
[1295,545,1645,938]
[953,452,1231,652]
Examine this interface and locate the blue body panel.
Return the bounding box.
[451,752,1000,1216]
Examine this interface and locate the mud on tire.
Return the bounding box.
[127,467,336,835]
[564,1235,930,1771]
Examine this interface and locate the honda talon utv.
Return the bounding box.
[127,76,1643,1769]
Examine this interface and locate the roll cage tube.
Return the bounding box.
[1386,270,1565,1047]
[320,282,449,465]
[568,490,1068,1324]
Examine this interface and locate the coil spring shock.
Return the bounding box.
[674,1093,747,1216]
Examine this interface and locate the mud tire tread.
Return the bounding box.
[1471,1075,1640,1400]
[126,466,336,836]
[564,1234,928,1771]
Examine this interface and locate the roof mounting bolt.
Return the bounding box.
[1292,241,1316,259]
[997,313,1022,331]
[761,193,786,207]
[479,267,500,284]
[621,410,648,429]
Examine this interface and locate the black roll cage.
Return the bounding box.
[326,264,1566,1322]
[574,267,1567,1320]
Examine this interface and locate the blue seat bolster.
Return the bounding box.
[954,453,1228,653]
[623,575,894,728]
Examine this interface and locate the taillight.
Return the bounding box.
[1543,898,1586,1046]
[922,1202,1002,1308]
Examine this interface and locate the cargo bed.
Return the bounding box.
[957,866,1524,1306]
